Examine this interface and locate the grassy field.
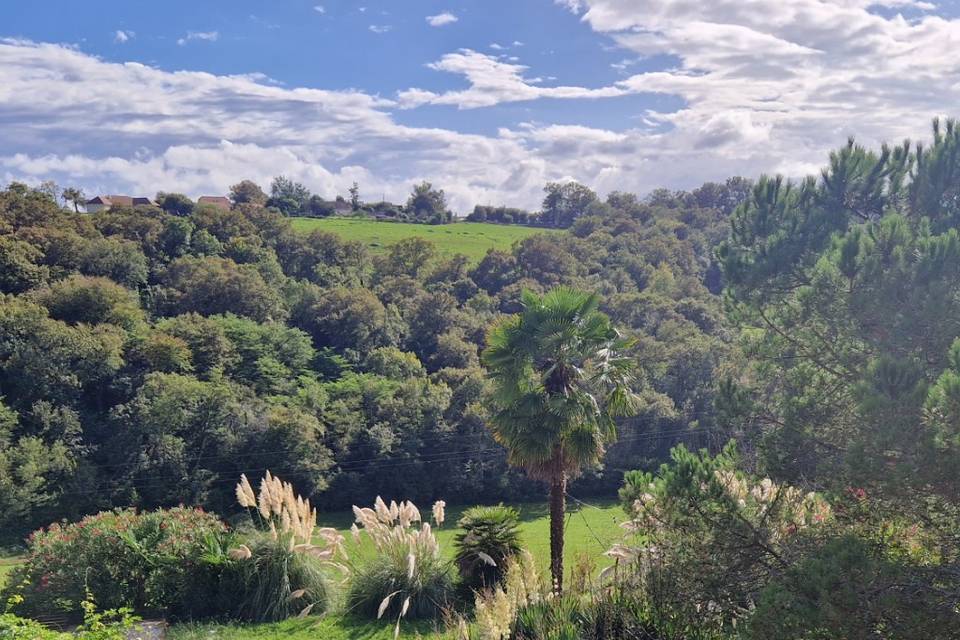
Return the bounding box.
[317,499,625,573]
[0,556,20,586]
[289,217,557,262]
[169,616,455,640]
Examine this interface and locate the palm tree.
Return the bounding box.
[482,287,639,592]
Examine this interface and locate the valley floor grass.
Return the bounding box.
[0,555,22,588]
[289,217,558,263]
[168,615,456,640]
[318,499,626,574]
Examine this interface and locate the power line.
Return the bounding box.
[75,426,712,473]
[40,428,715,500]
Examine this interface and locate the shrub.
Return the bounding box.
[613,443,832,634]
[454,505,522,590]
[3,507,225,620]
[0,613,64,640]
[512,596,582,640]
[347,497,453,633]
[226,472,345,622]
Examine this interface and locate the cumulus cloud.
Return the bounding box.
[426,12,458,27]
[368,24,392,34]
[114,30,133,44]
[0,39,555,210]
[177,31,219,46]
[398,49,626,109]
[564,0,960,168]
[313,5,326,14]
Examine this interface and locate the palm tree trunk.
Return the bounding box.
[549,470,566,594]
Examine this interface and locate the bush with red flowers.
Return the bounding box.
[2,507,226,620]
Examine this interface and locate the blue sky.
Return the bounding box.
[2,0,960,211]
[2,1,666,135]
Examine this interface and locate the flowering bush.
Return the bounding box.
[347,496,453,633]
[2,507,226,620]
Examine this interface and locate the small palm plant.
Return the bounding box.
[347,497,453,637]
[454,505,522,590]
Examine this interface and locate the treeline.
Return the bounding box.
[139,177,454,223]
[467,176,752,229]
[0,177,731,538]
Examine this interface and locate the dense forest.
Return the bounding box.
[0,171,738,538]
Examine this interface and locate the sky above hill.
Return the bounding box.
[2,0,960,211]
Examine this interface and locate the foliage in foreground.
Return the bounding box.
[219,533,330,623]
[616,444,960,639]
[167,615,455,640]
[714,118,960,637]
[464,554,673,640]
[1,594,140,640]
[616,444,832,636]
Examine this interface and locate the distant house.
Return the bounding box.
[198,196,231,210]
[85,195,155,213]
[332,199,352,214]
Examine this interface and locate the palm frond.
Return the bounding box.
[482,287,641,479]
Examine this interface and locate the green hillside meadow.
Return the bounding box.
[289,217,557,262]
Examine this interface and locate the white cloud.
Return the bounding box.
[490,43,505,50]
[562,0,960,168]
[313,5,326,14]
[554,0,584,13]
[177,31,219,46]
[114,30,134,44]
[368,24,392,34]
[0,39,555,210]
[398,49,626,109]
[426,12,458,27]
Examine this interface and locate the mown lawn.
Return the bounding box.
[0,556,21,587]
[317,499,626,574]
[289,217,557,263]
[169,615,455,640]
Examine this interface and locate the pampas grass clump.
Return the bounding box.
[227,471,347,622]
[225,532,331,622]
[347,497,454,633]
